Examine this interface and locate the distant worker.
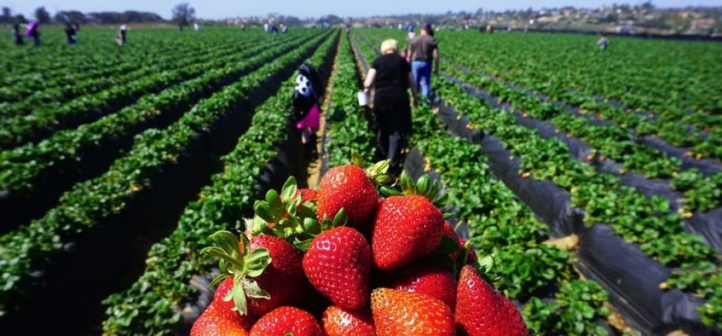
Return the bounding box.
[12,23,24,45]
[597,33,609,50]
[409,24,439,100]
[194,22,200,32]
[281,24,288,33]
[406,24,415,41]
[263,22,269,32]
[363,39,418,178]
[292,64,323,159]
[65,23,77,44]
[26,20,40,46]
[116,24,128,46]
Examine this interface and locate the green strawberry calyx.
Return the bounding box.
[293,208,348,251]
[382,171,450,209]
[201,230,272,315]
[248,176,348,250]
[351,151,394,186]
[250,176,317,238]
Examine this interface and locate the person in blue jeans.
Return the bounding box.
[409,24,439,101]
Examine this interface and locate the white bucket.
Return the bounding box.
[357,91,370,106]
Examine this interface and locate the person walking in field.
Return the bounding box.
[363,39,419,178]
[409,24,439,101]
[27,20,40,46]
[12,23,24,45]
[292,64,323,159]
[116,24,128,46]
[597,33,609,50]
[65,23,77,44]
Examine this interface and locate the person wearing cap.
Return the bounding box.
[363,39,418,178]
[409,24,439,100]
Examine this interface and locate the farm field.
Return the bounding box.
[0,27,721,335]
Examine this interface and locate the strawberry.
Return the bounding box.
[191,310,249,336]
[247,235,309,315]
[370,288,455,336]
[250,306,322,336]
[442,222,477,265]
[383,262,457,309]
[317,165,379,226]
[455,265,528,336]
[321,305,376,336]
[192,280,256,336]
[303,227,372,310]
[371,195,444,270]
[210,278,258,329]
[201,231,309,319]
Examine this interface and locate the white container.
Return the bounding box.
[357,91,370,106]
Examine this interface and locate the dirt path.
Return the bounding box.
[307,42,341,189]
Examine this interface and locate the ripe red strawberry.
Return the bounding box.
[247,235,309,316]
[303,227,372,310]
[317,165,378,226]
[297,188,318,202]
[371,195,444,270]
[370,288,455,336]
[250,306,322,336]
[456,265,528,336]
[321,305,376,336]
[191,310,249,336]
[383,262,457,309]
[210,278,258,330]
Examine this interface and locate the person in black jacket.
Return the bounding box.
[65,23,77,44]
[12,23,24,45]
[363,39,418,178]
[292,63,323,159]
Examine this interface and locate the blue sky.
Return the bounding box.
[5,0,719,20]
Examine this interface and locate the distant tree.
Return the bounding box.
[15,14,28,24]
[172,3,195,28]
[320,14,342,25]
[55,10,87,24]
[1,7,11,24]
[35,6,51,23]
[285,16,302,26]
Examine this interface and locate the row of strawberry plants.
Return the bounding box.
[101,31,339,336]
[0,31,296,150]
[440,64,722,226]
[0,29,219,98]
[434,32,722,130]
[430,74,722,328]
[432,54,722,214]
[324,34,376,167]
[0,32,266,118]
[353,32,616,335]
[0,33,302,197]
[0,31,331,317]
[439,36,722,164]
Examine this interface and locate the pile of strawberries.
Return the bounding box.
[192,158,528,336]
